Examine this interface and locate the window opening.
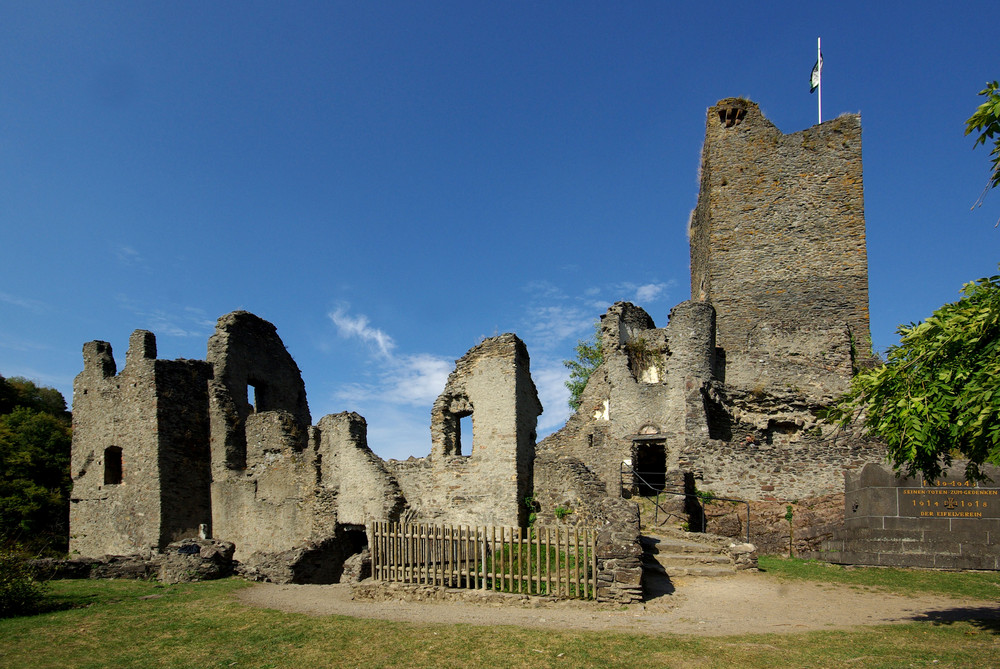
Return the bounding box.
[104,446,123,485]
[458,414,473,455]
[248,383,258,412]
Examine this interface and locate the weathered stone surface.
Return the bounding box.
[691,98,871,400]
[703,493,843,556]
[388,334,541,528]
[817,462,1000,570]
[70,330,213,557]
[155,538,235,584]
[340,547,371,583]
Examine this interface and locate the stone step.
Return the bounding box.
[653,553,732,567]
[667,565,737,577]
[640,533,737,579]
[641,535,722,555]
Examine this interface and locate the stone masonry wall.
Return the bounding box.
[389,334,541,528]
[537,301,716,498]
[690,98,870,400]
[70,331,212,557]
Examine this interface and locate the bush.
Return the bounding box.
[0,549,46,617]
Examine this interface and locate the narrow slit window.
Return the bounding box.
[104,446,123,485]
[458,414,473,455]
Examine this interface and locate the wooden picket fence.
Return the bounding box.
[369,522,598,600]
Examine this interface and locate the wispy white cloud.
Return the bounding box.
[115,245,145,267]
[634,282,668,303]
[524,304,593,350]
[383,353,452,405]
[329,307,452,407]
[329,307,396,358]
[0,292,47,314]
[116,296,214,337]
[324,307,454,458]
[333,353,452,408]
[531,360,572,433]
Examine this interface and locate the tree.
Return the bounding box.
[828,272,1000,482]
[965,80,1000,224]
[0,376,72,554]
[564,321,603,411]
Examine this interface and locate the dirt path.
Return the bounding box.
[233,573,1000,636]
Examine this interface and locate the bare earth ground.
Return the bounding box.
[234,573,1000,636]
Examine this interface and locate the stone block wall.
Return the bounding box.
[816,462,1000,569]
[690,98,870,400]
[537,301,716,498]
[70,331,212,557]
[391,334,541,528]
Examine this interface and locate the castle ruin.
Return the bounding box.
[69,99,885,588]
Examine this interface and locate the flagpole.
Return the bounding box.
[817,37,822,124]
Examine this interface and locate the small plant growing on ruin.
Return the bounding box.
[554,506,573,521]
[785,504,795,558]
[624,337,661,381]
[524,495,539,527]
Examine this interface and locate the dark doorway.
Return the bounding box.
[633,441,666,495]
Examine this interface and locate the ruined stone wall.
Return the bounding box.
[70,331,212,557]
[690,98,870,400]
[537,301,716,497]
[686,386,883,501]
[316,412,406,527]
[531,453,608,527]
[389,334,541,527]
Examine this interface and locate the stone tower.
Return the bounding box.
[69,331,213,556]
[689,98,871,399]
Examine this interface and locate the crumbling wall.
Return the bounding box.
[388,334,541,527]
[206,311,311,474]
[205,312,318,560]
[537,301,716,497]
[690,98,870,400]
[531,453,609,527]
[685,386,883,500]
[70,331,212,557]
[316,412,406,526]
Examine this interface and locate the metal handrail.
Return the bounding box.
[620,463,751,544]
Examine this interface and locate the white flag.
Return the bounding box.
[810,53,823,93]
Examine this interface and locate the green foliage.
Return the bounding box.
[4,577,1000,667]
[965,80,1000,220]
[0,549,47,617]
[624,337,658,377]
[0,375,69,419]
[524,495,538,526]
[563,321,603,411]
[827,272,1000,481]
[760,556,1000,600]
[0,375,72,553]
[554,505,573,520]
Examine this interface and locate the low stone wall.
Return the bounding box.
[702,494,844,556]
[592,497,643,604]
[30,538,235,583]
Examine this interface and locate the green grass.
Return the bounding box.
[760,556,1000,600]
[0,575,996,668]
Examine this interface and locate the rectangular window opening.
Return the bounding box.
[104,446,123,485]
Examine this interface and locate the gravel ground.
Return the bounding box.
[233,573,1000,636]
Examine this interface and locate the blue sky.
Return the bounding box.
[1,1,997,460]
